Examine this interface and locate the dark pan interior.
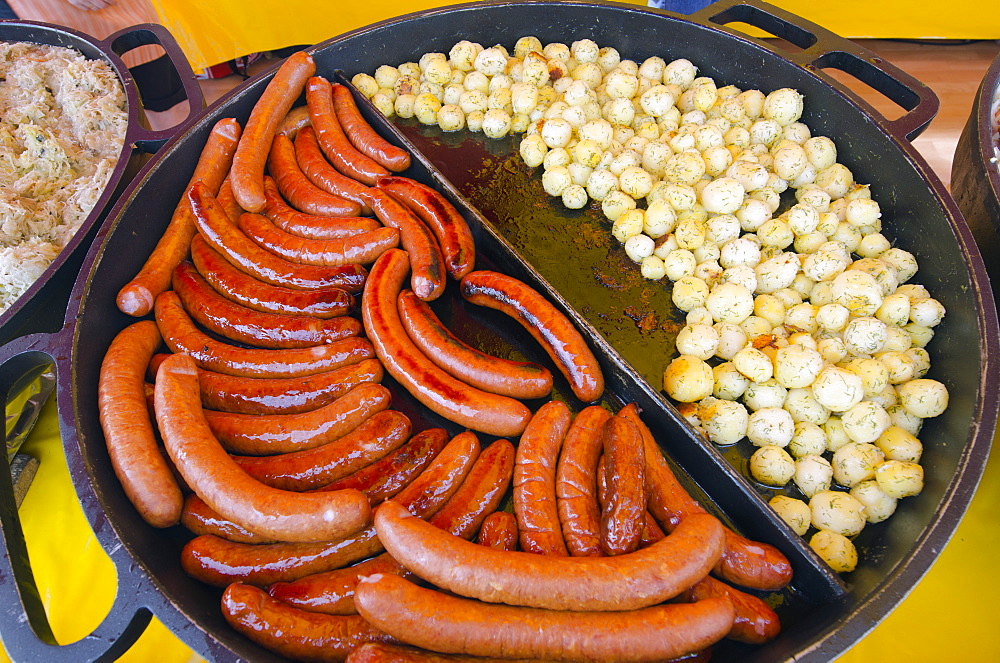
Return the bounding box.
[58,2,997,661]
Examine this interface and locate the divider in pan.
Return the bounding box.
[0,1,995,662]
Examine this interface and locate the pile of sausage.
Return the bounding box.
[96,50,793,662]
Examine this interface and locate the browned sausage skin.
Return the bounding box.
[238,209,399,266]
[331,83,411,172]
[153,353,370,543]
[189,233,355,319]
[307,75,390,185]
[361,249,531,437]
[372,499,726,612]
[117,117,240,316]
[154,290,373,379]
[354,572,735,662]
[221,582,396,661]
[555,405,611,557]
[514,400,572,556]
[619,403,793,591]
[600,414,647,556]
[98,320,182,528]
[189,181,368,292]
[294,125,374,213]
[204,382,391,456]
[375,176,474,279]
[172,260,361,349]
[231,50,316,213]
[263,174,378,239]
[268,132,363,217]
[232,409,411,491]
[396,288,552,400]
[460,270,604,403]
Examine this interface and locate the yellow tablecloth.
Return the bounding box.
[2,396,998,662]
[148,0,1000,73]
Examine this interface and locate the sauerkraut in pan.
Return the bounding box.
[0,41,127,312]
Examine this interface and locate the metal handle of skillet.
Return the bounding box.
[0,21,204,662]
[103,20,207,151]
[691,0,939,142]
[0,331,165,662]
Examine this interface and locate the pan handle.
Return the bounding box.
[695,0,940,142]
[0,332,154,661]
[103,22,205,152]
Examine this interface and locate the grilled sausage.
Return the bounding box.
[555,405,611,557]
[264,174,378,239]
[294,125,374,214]
[153,353,370,543]
[231,50,316,213]
[354,573,735,662]
[460,270,604,403]
[396,288,552,399]
[514,400,572,556]
[332,83,411,172]
[268,132,363,217]
[238,209,398,266]
[98,320,182,528]
[173,260,360,348]
[190,233,355,319]
[307,76,389,185]
[477,511,518,552]
[376,176,474,279]
[600,414,647,556]
[361,249,531,437]
[116,117,240,316]
[373,499,725,612]
[204,382,391,455]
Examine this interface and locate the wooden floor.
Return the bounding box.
[149,38,1000,189]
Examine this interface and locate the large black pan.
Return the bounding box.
[0,2,996,661]
[0,20,203,346]
[951,48,1000,292]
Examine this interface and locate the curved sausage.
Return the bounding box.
[268,434,500,617]
[315,427,448,505]
[618,403,794,592]
[389,430,481,521]
[264,175,379,239]
[173,261,360,349]
[396,289,552,400]
[683,575,781,644]
[154,290,372,378]
[555,405,611,557]
[376,176,474,279]
[361,249,531,437]
[460,271,604,403]
[345,643,545,663]
[233,409,411,491]
[190,233,355,319]
[295,125,374,213]
[204,382,391,455]
[180,493,275,544]
[428,439,515,541]
[514,401,571,556]
[373,499,725,612]
[153,353,370,543]
[231,50,316,213]
[277,104,311,139]
[222,583,396,662]
[600,414,647,557]
[238,210,399,266]
[216,177,244,224]
[98,321,182,528]
[183,525,383,587]
[362,190,444,302]
[117,117,240,316]
[307,76,389,185]
[189,181,367,292]
[354,572,735,661]
[477,511,518,552]
[268,132,363,217]
[331,83,411,172]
